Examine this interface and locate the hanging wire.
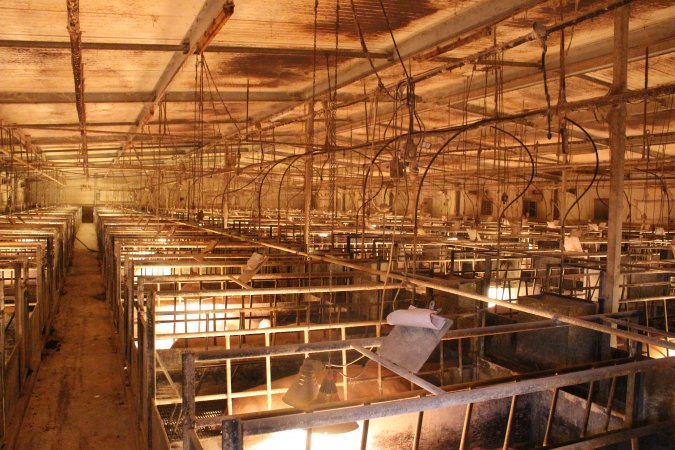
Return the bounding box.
[202,58,242,135]
[560,117,600,231]
[533,23,552,139]
[376,0,409,79]
[348,0,392,98]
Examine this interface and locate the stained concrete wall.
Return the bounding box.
[643,366,675,433]
[25,165,673,227]
[485,294,601,371]
[197,372,626,450]
[29,175,144,207]
[419,185,674,225]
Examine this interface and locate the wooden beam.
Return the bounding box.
[0,39,389,59]
[604,5,629,316]
[241,0,547,135]
[109,0,236,170]
[0,90,299,104]
[426,11,675,107]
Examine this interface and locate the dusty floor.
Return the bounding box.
[14,224,140,450]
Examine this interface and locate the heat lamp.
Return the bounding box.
[282,358,359,434]
[282,358,323,410]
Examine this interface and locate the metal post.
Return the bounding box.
[483,256,492,296]
[459,402,473,450]
[663,299,670,357]
[15,263,26,386]
[304,101,314,250]
[265,333,272,410]
[222,419,243,450]
[145,291,156,449]
[644,303,651,356]
[360,415,370,450]
[0,279,5,440]
[603,376,617,432]
[543,387,559,446]
[182,352,196,450]
[581,380,595,437]
[625,372,638,450]
[457,338,463,382]
[412,410,424,450]
[502,395,518,450]
[137,307,144,420]
[131,266,142,363]
[36,245,47,326]
[225,335,233,415]
[341,327,348,400]
[305,428,312,450]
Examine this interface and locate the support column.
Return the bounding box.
[222,186,230,228]
[304,101,314,249]
[182,352,196,450]
[154,171,160,214]
[222,149,231,229]
[11,174,18,212]
[604,5,629,314]
[559,169,567,221]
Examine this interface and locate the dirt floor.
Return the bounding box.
[14,224,140,450]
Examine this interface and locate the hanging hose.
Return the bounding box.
[492,126,535,225]
[560,117,600,230]
[75,235,98,253]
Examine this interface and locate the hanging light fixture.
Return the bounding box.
[314,368,341,404]
[282,358,324,410]
[313,368,359,434]
[282,360,359,434]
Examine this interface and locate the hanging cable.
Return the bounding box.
[348,0,391,97]
[533,23,552,139]
[202,58,242,135]
[376,0,409,79]
[560,117,600,231]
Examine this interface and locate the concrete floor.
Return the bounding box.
[14,224,140,450]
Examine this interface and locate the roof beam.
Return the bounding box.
[307,0,546,101]
[0,90,298,104]
[42,148,185,156]
[314,13,675,141]
[109,0,235,170]
[0,90,404,104]
[45,152,184,161]
[429,11,675,107]
[430,56,539,68]
[0,39,388,59]
[242,0,547,133]
[577,73,613,89]
[12,118,246,128]
[30,135,199,145]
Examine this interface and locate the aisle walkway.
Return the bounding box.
[15,224,140,450]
